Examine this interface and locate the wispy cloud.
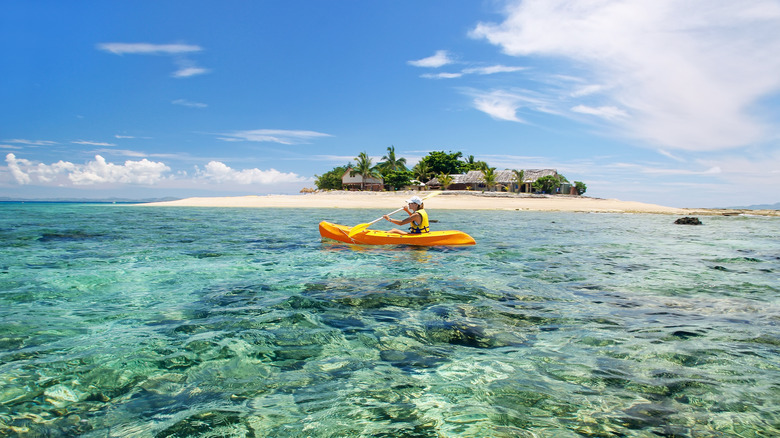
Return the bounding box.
[462,65,525,75]
[570,84,607,98]
[98,42,209,78]
[172,66,209,78]
[467,89,560,122]
[422,72,464,79]
[571,105,628,121]
[421,64,525,79]
[217,129,332,145]
[72,140,117,147]
[657,149,686,162]
[172,99,208,108]
[408,50,454,68]
[96,43,202,55]
[3,139,57,146]
[469,0,780,151]
[472,90,527,123]
[171,58,210,78]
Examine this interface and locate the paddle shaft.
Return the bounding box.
[364,206,404,227]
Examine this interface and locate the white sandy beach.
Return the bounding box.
[138,191,778,216]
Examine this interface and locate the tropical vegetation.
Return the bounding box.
[481,166,497,190]
[313,148,585,195]
[350,152,382,191]
[378,145,407,173]
[437,173,453,189]
[314,164,349,190]
[533,175,567,194]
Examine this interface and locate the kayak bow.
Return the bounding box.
[319,221,475,246]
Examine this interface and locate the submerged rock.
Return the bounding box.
[674,217,702,225]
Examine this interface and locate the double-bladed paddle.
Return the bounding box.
[347,191,441,237]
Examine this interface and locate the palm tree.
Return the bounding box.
[437,173,453,189]
[512,169,525,193]
[351,152,381,190]
[412,161,433,183]
[482,166,497,191]
[463,155,477,171]
[380,145,407,172]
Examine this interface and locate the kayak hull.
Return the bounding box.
[319,221,475,246]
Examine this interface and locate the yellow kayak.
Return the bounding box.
[319,221,476,246]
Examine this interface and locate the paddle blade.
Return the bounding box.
[347,223,370,237]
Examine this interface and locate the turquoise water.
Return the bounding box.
[1,203,778,437]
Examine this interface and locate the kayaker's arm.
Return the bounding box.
[384,212,420,226]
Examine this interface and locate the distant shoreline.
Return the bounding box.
[138,191,779,217]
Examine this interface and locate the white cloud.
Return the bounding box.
[421,72,464,79]
[5,153,32,184]
[98,42,209,79]
[468,89,560,122]
[3,139,57,146]
[639,165,722,175]
[217,129,332,145]
[570,84,606,98]
[172,99,208,108]
[657,149,686,162]
[68,156,170,185]
[97,43,202,55]
[462,65,525,75]
[96,149,149,158]
[420,64,525,79]
[72,140,117,147]
[172,58,209,78]
[172,67,209,78]
[470,0,780,151]
[5,153,170,186]
[472,90,525,122]
[571,104,628,121]
[408,50,454,68]
[198,161,307,185]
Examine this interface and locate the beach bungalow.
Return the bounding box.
[427,169,559,192]
[341,168,384,191]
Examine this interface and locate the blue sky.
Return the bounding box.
[2,0,779,207]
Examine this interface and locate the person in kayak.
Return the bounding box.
[383,196,430,235]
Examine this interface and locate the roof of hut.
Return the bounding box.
[428,169,557,185]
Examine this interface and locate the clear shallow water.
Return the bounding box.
[0,204,778,437]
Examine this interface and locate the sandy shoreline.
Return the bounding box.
[138,191,778,217]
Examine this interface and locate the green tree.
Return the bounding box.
[481,167,497,191]
[574,181,587,195]
[412,161,434,183]
[437,173,454,189]
[351,152,382,190]
[378,145,407,173]
[512,169,525,193]
[314,164,349,190]
[419,151,464,175]
[383,170,414,190]
[533,175,562,194]
[462,155,489,172]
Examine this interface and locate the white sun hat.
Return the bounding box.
[407,196,423,205]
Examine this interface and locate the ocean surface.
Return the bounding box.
[1,203,778,437]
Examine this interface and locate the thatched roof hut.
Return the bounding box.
[427,169,558,192]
